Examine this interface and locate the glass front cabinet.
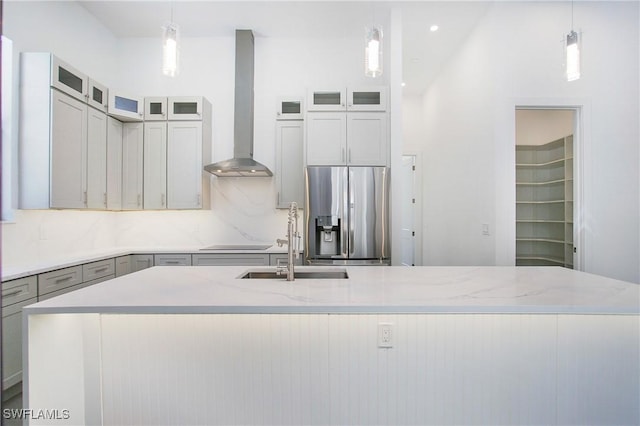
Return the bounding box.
[168,97,205,120]
[108,90,144,122]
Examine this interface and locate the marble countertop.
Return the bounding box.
[1,245,291,281]
[23,266,640,315]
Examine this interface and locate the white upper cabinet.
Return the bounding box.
[121,122,144,210]
[306,89,347,111]
[50,55,87,102]
[168,97,205,120]
[88,79,108,113]
[275,120,304,208]
[305,112,347,165]
[307,87,387,112]
[276,98,304,120]
[144,97,168,121]
[143,122,168,209]
[108,90,144,122]
[106,117,123,210]
[86,108,108,209]
[167,121,203,209]
[347,87,387,111]
[50,90,88,208]
[346,112,388,165]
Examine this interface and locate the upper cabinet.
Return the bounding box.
[50,55,88,101]
[108,90,144,122]
[168,97,206,120]
[88,79,109,113]
[276,98,304,120]
[305,86,389,167]
[144,97,168,121]
[306,87,387,112]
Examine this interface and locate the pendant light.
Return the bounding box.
[565,1,580,81]
[162,4,179,77]
[365,25,383,77]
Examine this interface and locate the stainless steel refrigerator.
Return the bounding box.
[304,166,390,265]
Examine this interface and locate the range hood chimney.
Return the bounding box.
[204,30,273,177]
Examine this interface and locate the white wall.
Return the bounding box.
[1,1,391,267]
[417,1,639,283]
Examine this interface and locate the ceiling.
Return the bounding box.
[77,1,493,95]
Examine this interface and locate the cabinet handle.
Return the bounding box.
[137,194,141,207]
[103,193,107,207]
[54,276,73,284]
[197,193,201,205]
[93,267,108,273]
[161,194,166,207]
[165,261,181,264]
[83,191,88,205]
[2,289,24,298]
[341,148,345,163]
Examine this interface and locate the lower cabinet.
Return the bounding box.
[131,254,154,272]
[269,253,303,266]
[115,255,132,277]
[2,298,36,390]
[154,254,192,266]
[192,254,270,266]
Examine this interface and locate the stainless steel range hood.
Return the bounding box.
[204,30,273,177]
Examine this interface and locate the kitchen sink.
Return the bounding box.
[239,268,348,280]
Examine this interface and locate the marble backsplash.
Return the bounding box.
[1,178,296,269]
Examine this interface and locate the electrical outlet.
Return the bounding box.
[378,323,393,348]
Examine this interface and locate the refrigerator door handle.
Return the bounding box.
[341,167,349,258]
[348,168,355,256]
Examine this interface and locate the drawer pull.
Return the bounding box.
[2,289,23,298]
[93,267,109,273]
[165,261,181,264]
[54,276,74,283]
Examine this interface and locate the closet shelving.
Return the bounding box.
[516,136,573,268]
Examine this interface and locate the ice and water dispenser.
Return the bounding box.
[315,215,340,257]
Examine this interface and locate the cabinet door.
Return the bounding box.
[276,120,304,208]
[167,121,203,208]
[50,55,87,102]
[108,91,144,122]
[143,122,168,209]
[50,90,88,208]
[87,108,108,209]
[115,255,132,277]
[106,117,123,210]
[276,98,304,120]
[306,112,346,165]
[347,87,387,111]
[168,97,203,120]
[346,112,388,166]
[131,254,154,272]
[192,254,269,266]
[3,298,37,390]
[306,89,346,111]
[88,78,108,113]
[154,254,192,266]
[121,122,144,210]
[144,97,168,121]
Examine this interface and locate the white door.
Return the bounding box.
[346,112,388,166]
[400,155,416,266]
[167,121,202,209]
[306,112,346,165]
[86,108,108,209]
[50,90,87,208]
[143,122,168,209]
[121,122,144,210]
[106,117,123,210]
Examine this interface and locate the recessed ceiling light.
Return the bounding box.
[430,25,439,32]
[401,82,406,87]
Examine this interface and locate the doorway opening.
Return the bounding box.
[515,108,578,269]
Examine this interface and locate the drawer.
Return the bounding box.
[192,254,269,266]
[83,258,115,282]
[2,275,37,307]
[38,274,114,302]
[38,265,83,296]
[115,255,132,277]
[154,254,192,266]
[269,253,303,266]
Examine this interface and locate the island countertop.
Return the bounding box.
[23,266,640,315]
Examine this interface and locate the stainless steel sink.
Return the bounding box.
[239,269,348,280]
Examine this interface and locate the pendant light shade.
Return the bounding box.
[162,22,180,77]
[565,30,580,81]
[365,25,383,77]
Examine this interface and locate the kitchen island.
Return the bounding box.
[24,266,639,425]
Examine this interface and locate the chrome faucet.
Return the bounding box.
[276,202,300,281]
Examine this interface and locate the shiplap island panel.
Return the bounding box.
[24,266,639,425]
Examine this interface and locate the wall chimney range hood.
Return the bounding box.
[204,30,273,177]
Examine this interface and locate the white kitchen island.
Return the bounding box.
[23,266,639,425]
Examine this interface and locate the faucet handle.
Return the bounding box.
[276,238,288,247]
[276,258,288,275]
